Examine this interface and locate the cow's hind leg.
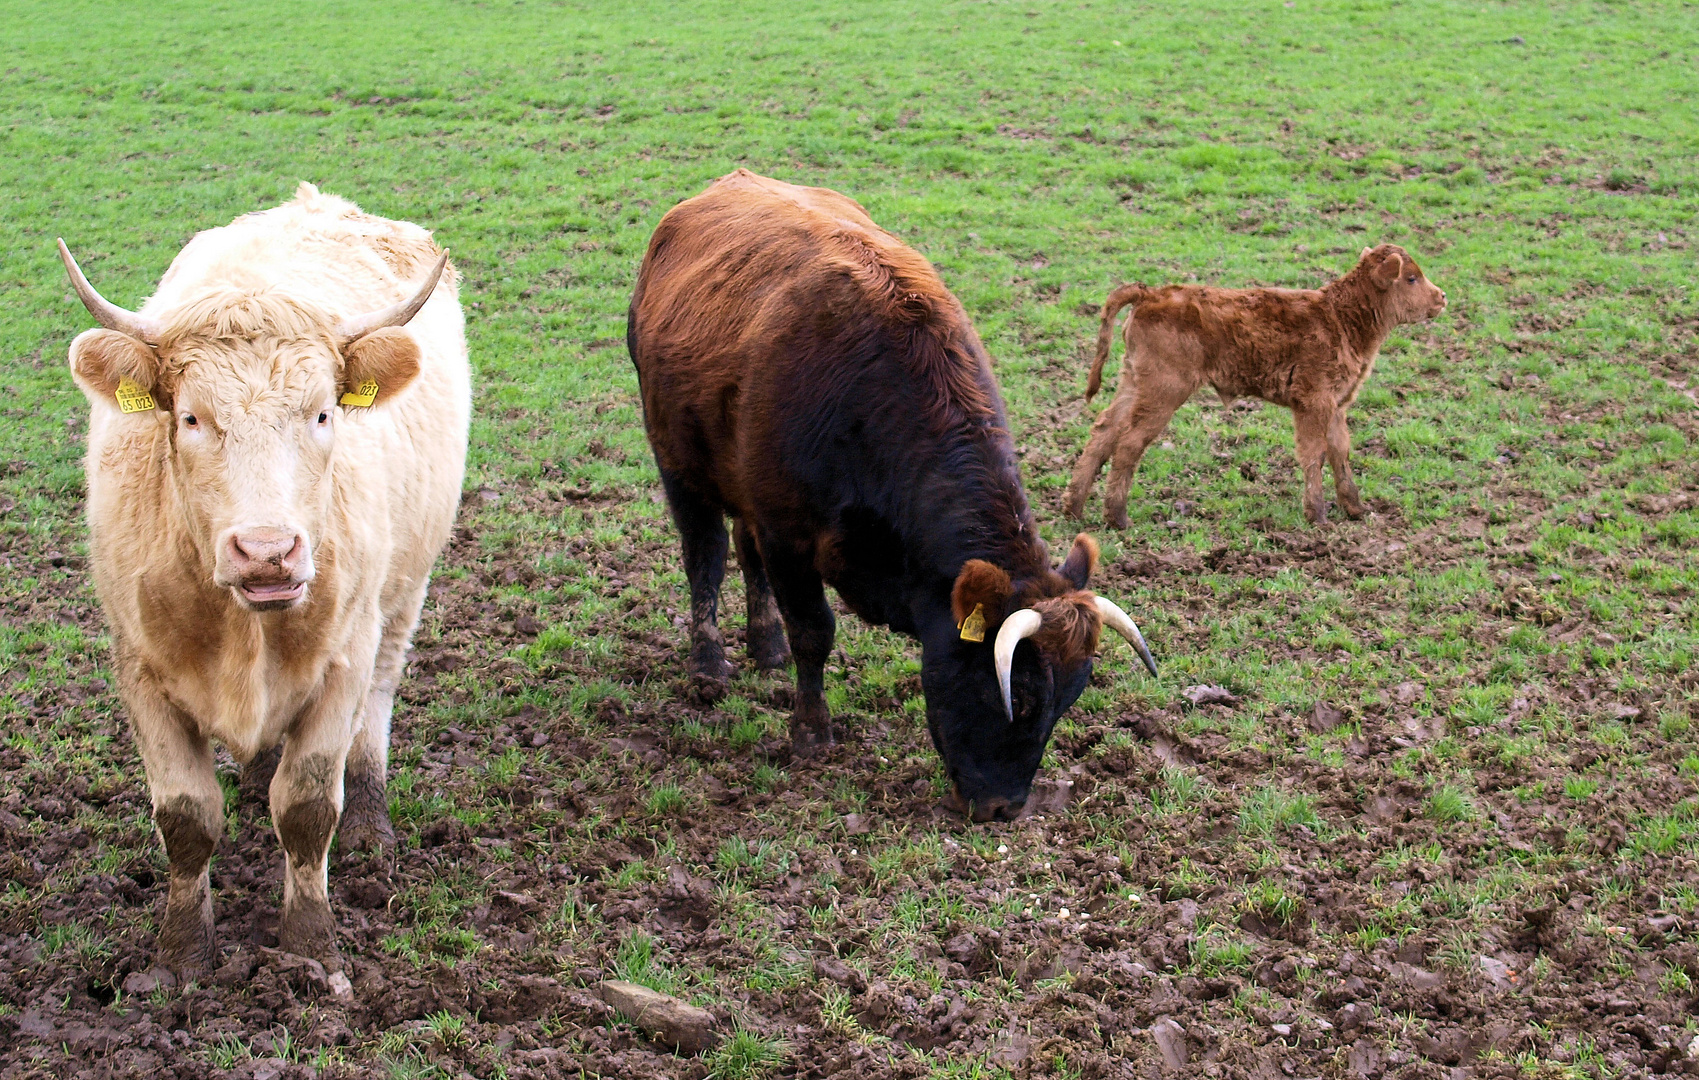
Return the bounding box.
[733,518,790,671]
[660,470,733,702]
[1102,367,1196,529]
[1324,408,1366,519]
[1064,387,1134,520]
[127,674,223,977]
[758,538,837,756]
[1291,405,1331,524]
[340,581,426,862]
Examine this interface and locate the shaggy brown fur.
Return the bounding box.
[1065,244,1446,526]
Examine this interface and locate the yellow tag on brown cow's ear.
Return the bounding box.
[115,376,155,414]
[959,603,987,643]
[340,379,378,407]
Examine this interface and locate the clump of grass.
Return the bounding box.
[1242,880,1301,926]
[647,781,685,815]
[1150,767,1205,813]
[1189,931,1256,975]
[1425,785,1474,824]
[1159,858,1213,900]
[1562,776,1599,801]
[1238,785,1321,836]
[614,931,680,994]
[706,1029,787,1080]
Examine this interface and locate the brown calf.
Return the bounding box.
[1064,244,1446,526]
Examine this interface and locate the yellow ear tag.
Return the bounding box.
[340,379,378,408]
[115,376,155,414]
[959,603,987,643]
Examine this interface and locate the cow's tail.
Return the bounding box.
[1086,283,1150,402]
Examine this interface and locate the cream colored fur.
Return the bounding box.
[71,183,470,971]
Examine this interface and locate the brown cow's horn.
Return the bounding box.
[993,609,1044,721]
[1094,596,1158,677]
[335,252,449,344]
[57,240,162,344]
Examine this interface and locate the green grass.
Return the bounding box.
[2,0,1697,1074]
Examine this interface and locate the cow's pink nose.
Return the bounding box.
[227,528,304,576]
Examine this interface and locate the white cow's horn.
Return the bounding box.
[335,252,449,344]
[57,240,162,345]
[993,608,1044,721]
[1094,596,1159,677]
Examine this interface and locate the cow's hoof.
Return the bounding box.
[159,938,216,983]
[337,810,395,864]
[686,673,730,705]
[1106,510,1131,531]
[1341,500,1366,520]
[790,726,835,758]
[278,901,340,968]
[749,643,791,672]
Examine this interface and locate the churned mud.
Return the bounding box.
[3,450,1698,1080]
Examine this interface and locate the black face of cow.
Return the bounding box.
[923,623,1095,821]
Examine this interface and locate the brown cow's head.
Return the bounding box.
[1360,244,1447,323]
[930,534,1157,821]
[61,241,443,611]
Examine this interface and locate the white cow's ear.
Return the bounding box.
[342,327,421,406]
[69,328,162,407]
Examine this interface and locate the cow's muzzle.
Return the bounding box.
[216,526,314,609]
[942,784,1026,823]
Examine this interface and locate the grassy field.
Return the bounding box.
[2,1,1698,1078]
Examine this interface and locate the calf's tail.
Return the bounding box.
[1087,283,1151,401]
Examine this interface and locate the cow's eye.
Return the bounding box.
[183,414,198,427]
[1407,275,1418,284]
[317,411,330,426]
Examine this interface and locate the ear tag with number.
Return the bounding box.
[115,377,155,414]
[959,603,987,643]
[340,379,378,408]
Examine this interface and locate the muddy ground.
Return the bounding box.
[3,446,1699,1080]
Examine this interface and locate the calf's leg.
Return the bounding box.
[340,580,427,861]
[758,537,837,755]
[1291,405,1331,524]
[1325,408,1366,519]
[1102,367,1196,529]
[733,518,790,671]
[659,470,733,701]
[1064,385,1134,520]
[126,675,223,977]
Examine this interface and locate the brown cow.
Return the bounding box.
[61,184,470,976]
[628,170,1155,821]
[1065,245,1446,526]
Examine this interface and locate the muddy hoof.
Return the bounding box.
[1106,510,1131,531]
[790,721,836,758]
[159,940,216,983]
[687,673,730,705]
[750,644,791,672]
[337,811,395,864]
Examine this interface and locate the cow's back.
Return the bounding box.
[630,170,1034,599]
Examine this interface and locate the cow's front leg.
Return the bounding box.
[271,656,366,964]
[341,582,424,862]
[125,671,224,978]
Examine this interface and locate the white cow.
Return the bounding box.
[61,183,470,974]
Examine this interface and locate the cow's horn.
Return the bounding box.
[335,252,449,344]
[993,608,1044,721]
[1094,596,1158,677]
[57,240,162,345]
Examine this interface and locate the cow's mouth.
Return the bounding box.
[237,580,306,608]
[941,783,1026,823]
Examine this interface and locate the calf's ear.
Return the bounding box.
[342,326,422,406]
[1371,251,1404,289]
[952,559,1013,630]
[68,329,163,409]
[1059,532,1099,589]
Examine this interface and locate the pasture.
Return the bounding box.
[2,1,1698,1077]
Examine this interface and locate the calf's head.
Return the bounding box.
[930,534,1157,822]
[1360,243,1447,323]
[61,241,443,611]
